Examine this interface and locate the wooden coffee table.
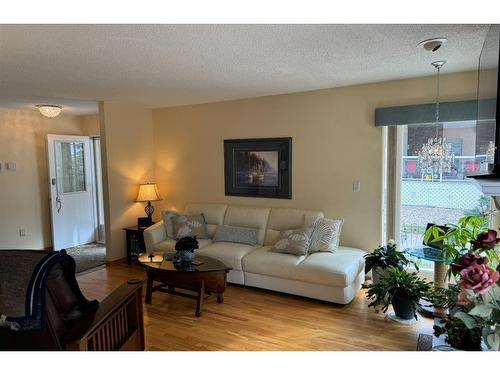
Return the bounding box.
[139,254,231,317]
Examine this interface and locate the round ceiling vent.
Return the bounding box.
[418,37,448,52]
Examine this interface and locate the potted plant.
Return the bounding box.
[364,240,415,285]
[367,266,432,320]
[425,215,500,350]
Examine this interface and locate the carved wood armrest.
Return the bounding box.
[64,279,145,350]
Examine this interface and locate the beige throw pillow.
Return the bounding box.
[270,227,313,256]
[161,210,179,238]
[308,217,344,253]
[171,213,209,239]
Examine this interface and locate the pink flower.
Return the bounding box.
[451,253,488,273]
[471,229,500,250]
[459,263,500,294]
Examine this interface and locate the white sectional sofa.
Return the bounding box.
[144,203,366,304]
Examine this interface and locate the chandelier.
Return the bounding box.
[417,61,455,177]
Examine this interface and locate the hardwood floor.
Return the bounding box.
[77,263,433,350]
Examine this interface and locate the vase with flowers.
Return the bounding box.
[425,215,500,351]
[173,236,199,264]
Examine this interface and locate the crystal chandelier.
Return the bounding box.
[417,61,455,177]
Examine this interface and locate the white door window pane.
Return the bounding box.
[55,141,86,193]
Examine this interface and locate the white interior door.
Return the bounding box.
[47,135,95,250]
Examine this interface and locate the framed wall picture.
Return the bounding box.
[224,138,292,199]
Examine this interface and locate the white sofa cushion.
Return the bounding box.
[197,242,259,271]
[264,208,323,246]
[223,205,270,245]
[153,238,212,253]
[294,247,366,287]
[241,246,306,280]
[243,246,365,288]
[184,203,228,237]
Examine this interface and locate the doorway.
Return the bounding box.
[47,134,106,272]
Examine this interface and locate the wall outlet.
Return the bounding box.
[353,181,361,192]
[19,228,26,237]
[7,162,16,171]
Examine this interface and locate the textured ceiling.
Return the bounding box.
[0,24,490,115]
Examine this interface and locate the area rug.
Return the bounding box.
[65,243,106,273]
[416,333,433,351]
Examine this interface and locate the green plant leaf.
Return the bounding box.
[486,333,500,351]
[453,311,478,329]
[469,304,494,318]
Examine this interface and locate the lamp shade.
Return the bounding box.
[136,183,161,202]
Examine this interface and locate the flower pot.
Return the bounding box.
[391,292,416,320]
[173,249,196,264]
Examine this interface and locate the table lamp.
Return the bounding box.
[136,183,161,226]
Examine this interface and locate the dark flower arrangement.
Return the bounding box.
[175,236,199,252]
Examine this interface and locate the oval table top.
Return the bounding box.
[138,253,231,273]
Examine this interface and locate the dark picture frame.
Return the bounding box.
[224,138,292,199]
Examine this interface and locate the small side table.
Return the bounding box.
[406,246,450,318]
[123,226,147,265]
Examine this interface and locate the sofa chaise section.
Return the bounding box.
[242,246,365,304]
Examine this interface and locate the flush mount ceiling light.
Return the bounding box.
[418,37,448,52]
[36,104,63,118]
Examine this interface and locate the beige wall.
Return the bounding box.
[81,114,100,136]
[0,109,93,249]
[152,70,478,251]
[99,102,154,261]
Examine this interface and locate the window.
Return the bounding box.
[55,141,86,193]
[396,121,489,270]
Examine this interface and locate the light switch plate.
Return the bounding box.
[7,162,16,171]
[353,181,361,192]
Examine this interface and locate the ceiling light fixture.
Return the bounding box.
[36,104,63,118]
[418,37,448,53]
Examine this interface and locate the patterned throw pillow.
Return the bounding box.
[213,225,258,246]
[161,210,180,238]
[308,217,344,253]
[171,214,209,239]
[270,227,313,256]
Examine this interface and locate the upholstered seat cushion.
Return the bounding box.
[243,246,365,288]
[196,242,259,271]
[242,246,306,280]
[153,238,212,253]
[294,247,366,287]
